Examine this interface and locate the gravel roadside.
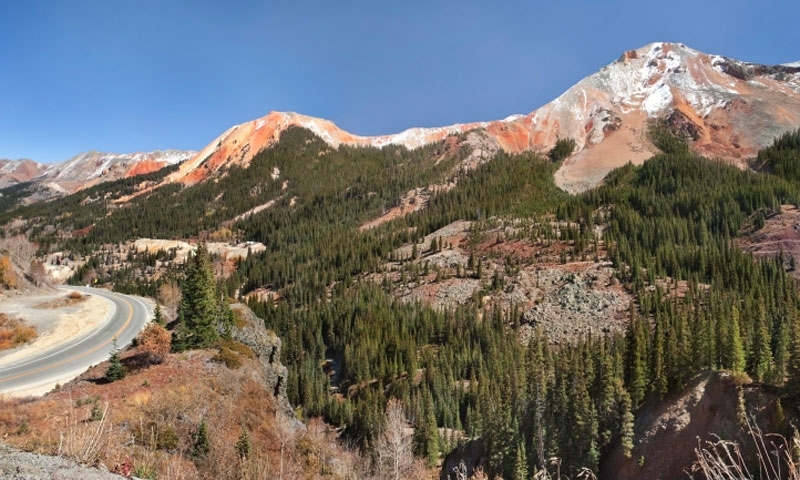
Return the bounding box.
[0,443,129,480]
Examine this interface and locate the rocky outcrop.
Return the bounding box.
[440,438,487,480]
[601,371,788,480]
[230,303,293,417]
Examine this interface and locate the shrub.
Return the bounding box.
[136,323,171,365]
[0,254,16,288]
[216,338,255,359]
[192,420,210,460]
[0,314,38,350]
[211,338,255,369]
[212,347,243,369]
[133,421,179,451]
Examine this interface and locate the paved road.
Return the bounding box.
[0,287,151,396]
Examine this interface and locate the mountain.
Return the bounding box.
[0,159,47,189]
[0,150,194,203]
[167,42,800,193]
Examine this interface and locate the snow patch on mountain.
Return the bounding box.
[643,83,674,115]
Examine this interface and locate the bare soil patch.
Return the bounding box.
[738,204,800,278]
[32,291,88,309]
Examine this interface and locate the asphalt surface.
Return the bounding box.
[0,287,151,396]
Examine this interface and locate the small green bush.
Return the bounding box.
[133,421,179,451]
[212,347,243,369]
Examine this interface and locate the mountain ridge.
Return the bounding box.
[2,42,799,199]
[161,42,800,193]
[0,149,195,202]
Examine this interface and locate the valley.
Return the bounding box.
[0,42,800,480]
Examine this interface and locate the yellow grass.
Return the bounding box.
[0,314,38,350]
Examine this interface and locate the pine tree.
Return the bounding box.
[192,419,210,460]
[153,303,165,326]
[173,243,220,351]
[412,389,439,467]
[786,316,800,395]
[749,305,772,381]
[567,374,598,475]
[235,429,251,459]
[513,441,529,480]
[617,382,635,459]
[626,312,648,406]
[651,315,668,398]
[730,306,747,373]
[104,338,126,382]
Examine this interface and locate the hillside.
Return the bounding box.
[2,44,800,480]
[8,125,793,478]
[0,304,377,479]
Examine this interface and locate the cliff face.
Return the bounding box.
[601,372,788,480]
[230,304,293,418]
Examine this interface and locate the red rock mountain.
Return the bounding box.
[0,150,194,199]
[0,159,47,189]
[168,42,800,192]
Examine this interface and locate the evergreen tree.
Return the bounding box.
[153,303,165,326]
[235,429,251,459]
[192,419,211,460]
[104,338,126,382]
[749,305,772,382]
[730,306,747,373]
[618,385,635,459]
[626,312,648,406]
[413,391,439,467]
[786,316,800,395]
[513,441,529,480]
[173,243,220,351]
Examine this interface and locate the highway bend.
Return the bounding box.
[0,286,150,396]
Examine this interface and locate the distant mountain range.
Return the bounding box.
[0,150,194,202]
[2,42,799,200]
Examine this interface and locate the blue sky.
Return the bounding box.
[1,1,799,163]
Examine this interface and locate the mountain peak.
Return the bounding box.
[64,43,800,194]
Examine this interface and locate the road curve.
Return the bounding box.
[0,287,151,396]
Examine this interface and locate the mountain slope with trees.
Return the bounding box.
[3,121,800,478]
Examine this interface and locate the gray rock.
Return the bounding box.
[230,304,294,418]
[0,443,128,480]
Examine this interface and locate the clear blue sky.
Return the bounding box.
[1,1,798,163]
